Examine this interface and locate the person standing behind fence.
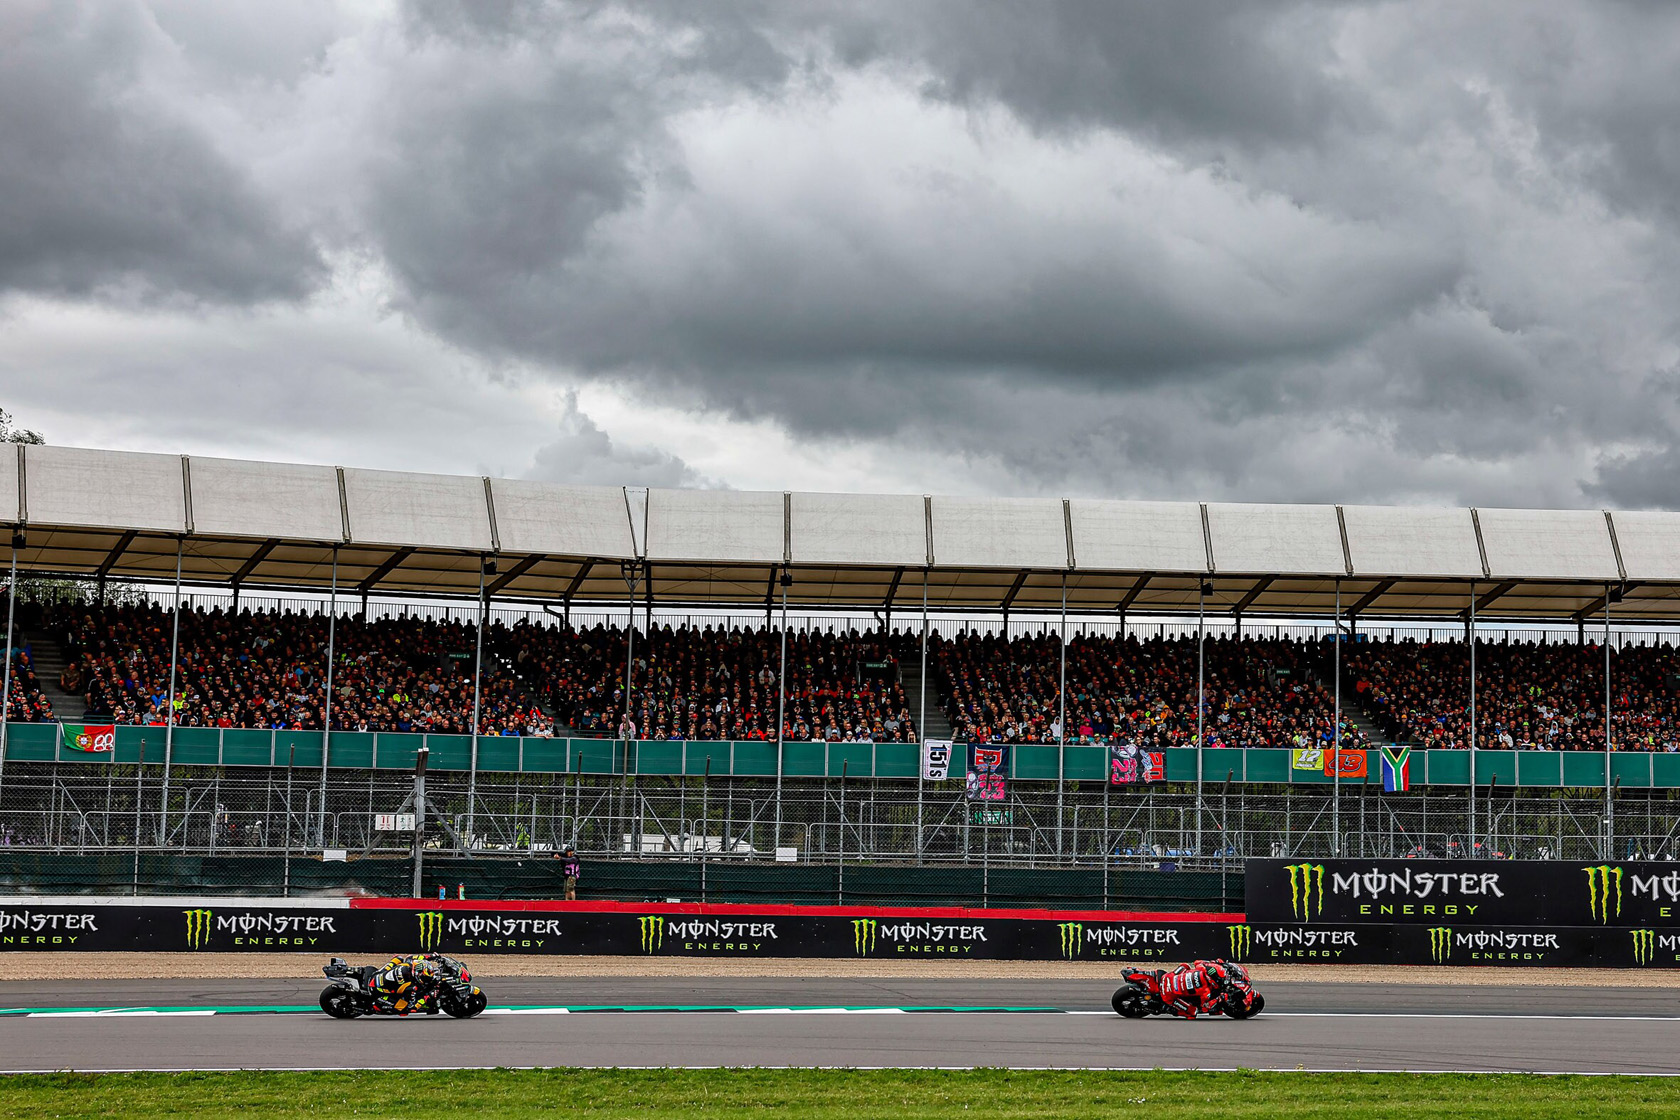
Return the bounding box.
[556,846,581,901]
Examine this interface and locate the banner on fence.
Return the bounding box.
[1109,742,1165,786]
[1247,858,1680,927]
[1291,748,1323,772]
[921,739,952,781]
[1381,746,1411,792]
[1323,749,1367,779]
[59,724,115,753]
[966,743,1008,802]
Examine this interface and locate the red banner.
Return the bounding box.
[1323,748,1367,778]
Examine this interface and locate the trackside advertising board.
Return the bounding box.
[1246,859,1680,927]
[3,898,1680,966]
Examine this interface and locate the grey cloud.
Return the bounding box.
[526,391,711,489]
[0,3,324,303]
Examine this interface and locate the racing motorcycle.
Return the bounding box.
[1110,960,1265,1020]
[319,954,489,1019]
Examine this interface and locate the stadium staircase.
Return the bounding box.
[1307,655,1402,747]
[898,658,954,741]
[15,626,85,721]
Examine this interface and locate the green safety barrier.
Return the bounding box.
[0,722,1667,788]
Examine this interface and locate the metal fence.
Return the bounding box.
[1,761,1676,904]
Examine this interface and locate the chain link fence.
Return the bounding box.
[1,762,1675,907]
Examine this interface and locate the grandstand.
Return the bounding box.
[4,444,1680,899]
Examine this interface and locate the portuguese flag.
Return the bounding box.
[61,724,115,753]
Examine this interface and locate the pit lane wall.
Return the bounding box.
[3,895,1679,967]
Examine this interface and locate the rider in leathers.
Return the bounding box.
[370,954,439,1015]
[1155,959,1236,1020]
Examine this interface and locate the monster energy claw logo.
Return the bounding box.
[638,915,664,953]
[1428,926,1453,963]
[1226,924,1250,960]
[852,918,877,956]
[1058,922,1083,959]
[416,911,444,952]
[1584,865,1624,923]
[1632,928,1656,966]
[1286,863,1326,921]
[183,908,213,950]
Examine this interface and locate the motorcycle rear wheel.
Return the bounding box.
[319,987,362,1019]
[1111,985,1151,1019]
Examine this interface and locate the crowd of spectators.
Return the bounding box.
[932,631,1364,750]
[1,646,54,726]
[39,604,554,736]
[1345,637,1680,752]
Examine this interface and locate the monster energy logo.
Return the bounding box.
[417,911,444,952]
[1428,926,1453,963]
[1286,863,1326,920]
[1584,865,1624,923]
[852,918,877,955]
[639,915,665,953]
[1058,922,1083,959]
[1226,924,1250,960]
[1632,928,1656,966]
[183,908,213,950]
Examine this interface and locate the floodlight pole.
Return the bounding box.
[1605,584,1613,859]
[158,537,183,846]
[621,562,638,856]
[465,558,489,850]
[411,746,429,898]
[317,547,338,850]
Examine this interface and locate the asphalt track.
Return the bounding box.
[2,978,1678,1074]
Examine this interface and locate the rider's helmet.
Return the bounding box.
[413,958,438,982]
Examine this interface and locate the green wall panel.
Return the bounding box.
[222,729,275,767]
[1013,745,1060,780]
[1245,749,1290,783]
[1654,753,1680,788]
[634,740,683,776]
[1611,751,1654,788]
[1424,750,1470,786]
[825,741,874,777]
[327,732,375,769]
[730,741,778,777]
[1471,750,1518,787]
[168,727,221,766]
[473,736,521,774]
[782,742,825,778]
[1563,752,1609,788]
[1515,751,1563,787]
[874,743,919,779]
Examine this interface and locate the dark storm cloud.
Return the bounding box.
[0,3,323,303]
[8,0,1680,509]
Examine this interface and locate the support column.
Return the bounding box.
[1195,578,1206,854]
[0,541,17,806]
[465,558,489,849]
[1469,580,1477,856]
[620,564,638,857]
[916,568,928,864]
[1332,579,1341,856]
[1057,571,1068,857]
[159,538,184,846]
[774,571,789,854]
[1605,584,1614,858]
[316,548,338,850]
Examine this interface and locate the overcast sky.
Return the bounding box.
[2,1,1677,508]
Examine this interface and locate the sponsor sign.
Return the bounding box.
[848,917,990,956]
[1249,859,1680,926]
[0,909,101,947]
[1222,923,1366,962]
[181,907,340,950]
[1055,922,1183,960]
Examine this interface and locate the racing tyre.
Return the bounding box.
[442,988,488,1019]
[320,987,362,1019]
[1111,984,1151,1019]
[1225,993,1264,1020]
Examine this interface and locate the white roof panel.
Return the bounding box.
[188,456,344,542]
[646,489,783,564]
[490,479,635,560]
[342,467,492,551]
[1342,505,1485,579]
[1070,500,1206,573]
[24,445,185,533]
[1206,503,1345,575]
[790,492,925,567]
[931,496,1067,569]
[0,445,17,524]
[1605,510,1680,581]
[1477,507,1618,582]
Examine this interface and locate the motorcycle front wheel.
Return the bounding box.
[442,988,488,1019]
[1111,984,1151,1019]
[319,987,363,1019]
[1224,993,1265,1020]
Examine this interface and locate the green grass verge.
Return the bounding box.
[0,1069,1676,1118]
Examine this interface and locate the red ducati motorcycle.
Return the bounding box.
[1111,960,1265,1020]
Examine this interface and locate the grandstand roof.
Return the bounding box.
[4,443,1675,622]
